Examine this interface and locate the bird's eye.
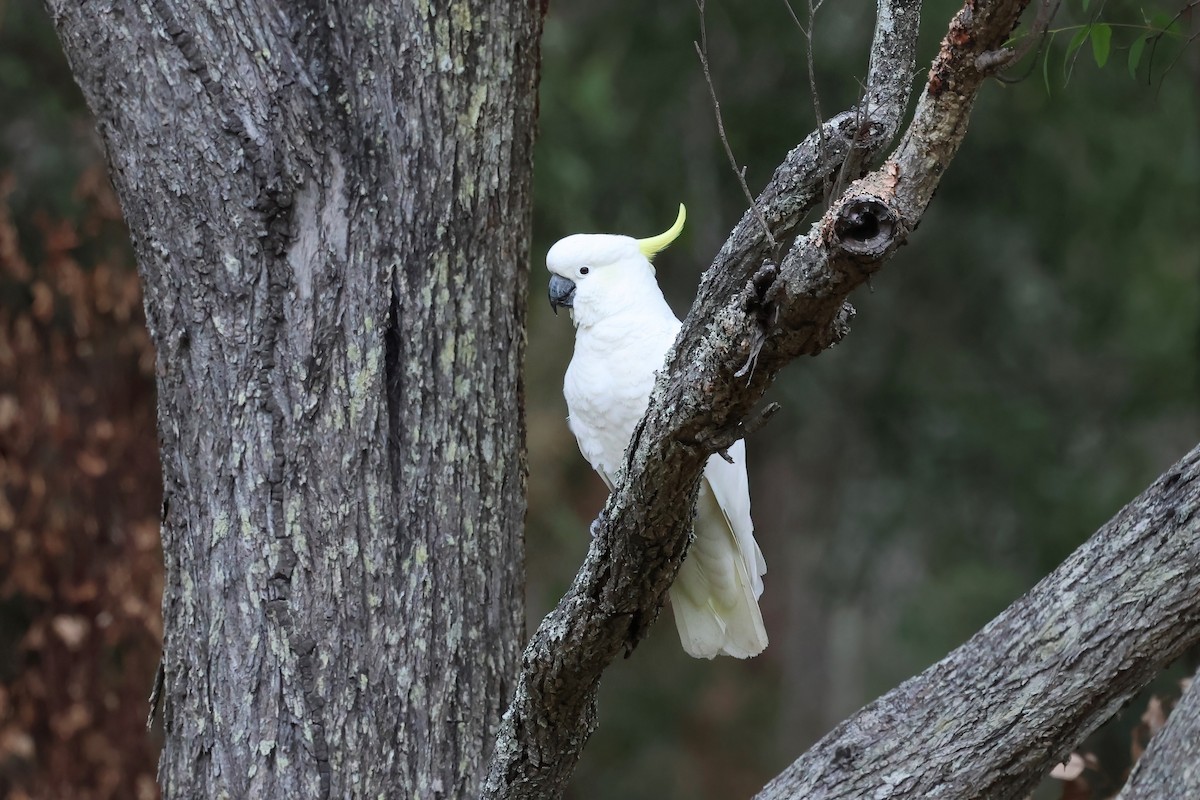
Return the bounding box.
[579,267,590,276]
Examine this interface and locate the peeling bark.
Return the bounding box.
[46,1,542,796]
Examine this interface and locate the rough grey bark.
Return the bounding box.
[46,1,542,797]
[757,442,1200,799]
[1117,667,1200,800]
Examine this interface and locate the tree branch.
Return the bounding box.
[1116,667,1200,800]
[696,0,924,307]
[757,442,1200,799]
[484,0,1037,796]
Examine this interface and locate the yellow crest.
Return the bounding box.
[636,204,686,260]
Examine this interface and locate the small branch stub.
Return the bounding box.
[832,196,898,258]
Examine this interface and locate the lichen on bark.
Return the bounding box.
[46,0,544,796]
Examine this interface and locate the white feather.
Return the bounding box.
[549,232,768,659]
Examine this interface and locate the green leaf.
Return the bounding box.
[1081,0,1090,11]
[1065,26,1091,57]
[1063,26,1092,82]
[1149,10,1183,35]
[1128,35,1147,78]
[1004,27,1028,48]
[1094,23,1108,66]
[1090,23,1112,67]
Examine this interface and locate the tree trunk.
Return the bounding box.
[45,1,542,796]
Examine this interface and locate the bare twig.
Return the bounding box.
[1153,0,1200,93]
[830,84,876,203]
[996,0,1061,84]
[782,0,831,204]
[1063,0,1109,83]
[694,0,777,253]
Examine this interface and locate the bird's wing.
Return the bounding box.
[668,440,767,658]
[561,310,767,657]
[702,440,766,595]
[567,411,617,490]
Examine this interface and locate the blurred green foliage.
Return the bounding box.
[2,0,1197,797]
[0,0,97,223]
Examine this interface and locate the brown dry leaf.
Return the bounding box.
[0,393,19,431]
[30,282,55,322]
[0,491,14,531]
[89,419,115,441]
[50,614,90,650]
[27,472,46,501]
[1050,752,1086,781]
[0,326,13,370]
[136,774,159,800]
[131,519,161,552]
[121,594,150,621]
[0,725,36,760]
[98,766,124,795]
[82,729,119,765]
[50,703,92,739]
[74,164,124,223]
[76,450,109,477]
[2,169,163,800]
[1143,695,1167,737]
[1061,777,1091,800]
[39,385,60,425]
[10,562,51,600]
[64,580,100,603]
[38,215,81,255]
[1131,725,1146,763]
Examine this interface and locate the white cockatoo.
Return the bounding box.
[546,205,768,659]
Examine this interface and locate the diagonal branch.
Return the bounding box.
[484,0,1037,796]
[757,442,1200,799]
[1115,665,1200,800]
[694,0,776,249]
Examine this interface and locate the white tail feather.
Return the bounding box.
[668,483,768,659]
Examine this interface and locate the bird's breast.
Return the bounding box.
[563,322,674,475]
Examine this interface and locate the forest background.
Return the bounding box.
[0,0,1196,797]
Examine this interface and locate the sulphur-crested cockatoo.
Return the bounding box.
[546,205,768,659]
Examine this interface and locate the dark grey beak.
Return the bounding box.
[548,275,576,315]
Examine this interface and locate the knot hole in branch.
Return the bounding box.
[833,197,898,259]
[834,115,887,153]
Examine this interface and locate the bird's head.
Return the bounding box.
[546,204,686,327]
